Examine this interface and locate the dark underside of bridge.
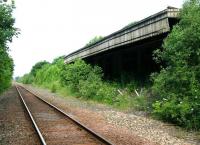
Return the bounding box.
[84,33,168,84]
[81,18,178,84]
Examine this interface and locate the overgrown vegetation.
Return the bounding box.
[19,58,148,110]
[0,2,18,94]
[151,0,200,130]
[18,0,200,130]
[19,57,64,92]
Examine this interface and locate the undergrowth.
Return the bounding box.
[19,58,149,112]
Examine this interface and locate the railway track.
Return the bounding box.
[15,85,113,145]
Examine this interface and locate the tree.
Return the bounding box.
[30,61,50,77]
[0,3,18,94]
[85,36,104,47]
[152,0,200,129]
[52,55,64,64]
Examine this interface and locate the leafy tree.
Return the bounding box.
[18,73,34,84]
[0,3,18,94]
[34,58,64,86]
[18,57,64,92]
[152,0,200,129]
[30,61,49,77]
[52,55,64,64]
[0,50,13,93]
[85,36,104,47]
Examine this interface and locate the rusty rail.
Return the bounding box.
[16,85,114,145]
[16,86,46,145]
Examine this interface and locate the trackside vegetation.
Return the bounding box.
[0,3,18,94]
[18,0,200,130]
[151,0,200,130]
[19,58,148,110]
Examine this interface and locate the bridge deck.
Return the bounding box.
[65,7,179,63]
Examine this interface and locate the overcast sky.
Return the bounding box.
[9,0,184,77]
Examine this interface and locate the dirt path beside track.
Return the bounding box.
[0,86,40,145]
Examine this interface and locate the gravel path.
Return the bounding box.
[0,86,40,145]
[23,84,200,145]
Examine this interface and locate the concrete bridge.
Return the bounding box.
[65,7,179,81]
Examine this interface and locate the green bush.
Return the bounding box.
[95,83,117,104]
[151,0,200,129]
[34,57,64,87]
[61,59,102,91]
[61,59,119,104]
[18,57,64,88]
[19,57,151,112]
[19,73,34,84]
[78,73,102,99]
[30,61,50,77]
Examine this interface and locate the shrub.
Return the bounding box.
[61,59,102,91]
[19,73,34,84]
[61,59,119,104]
[95,83,117,104]
[151,0,200,129]
[78,72,102,99]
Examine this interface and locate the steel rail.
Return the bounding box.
[15,86,47,145]
[18,85,114,145]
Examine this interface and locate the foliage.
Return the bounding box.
[19,57,64,89]
[19,73,34,84]
[30,61,50,77]
[19,57,150,110]
[85,36,104,47]
[0,3,18,94]
[95,83,117,104]
[52,55,65,64]
[0,50,13,93]
[61,59,102,91]
[151,0,200,129]
[61,59,118,104]
[17,0,200,131]
[34,57,64,89]
[61,59,149,108]
[0,3,18,50]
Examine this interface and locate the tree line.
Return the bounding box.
[0,2,18,94]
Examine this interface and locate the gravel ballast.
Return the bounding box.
[23,84,200,145]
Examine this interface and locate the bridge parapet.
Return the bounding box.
[65,7,179,63]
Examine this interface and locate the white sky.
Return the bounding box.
[9,0,184,77]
